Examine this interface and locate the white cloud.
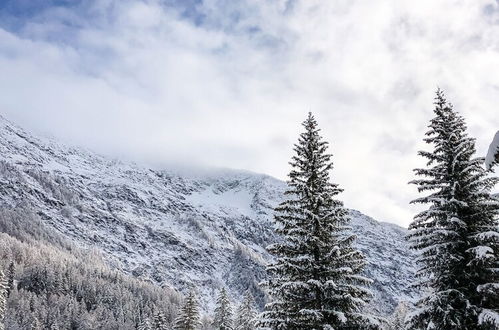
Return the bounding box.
[1,0,499,226]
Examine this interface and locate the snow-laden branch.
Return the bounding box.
[485,131,499,169]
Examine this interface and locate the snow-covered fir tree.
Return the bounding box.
[234,290,256,330]
[212,287,233,330]
[138,318,153,330]
[6,262,14,298]
[174,289,202,330]
[213,288,233,330]
[152,311,169,330]
[0,270,6,330]
[407,89,499,330]
[259,113,378,329]
[387,301,408,330]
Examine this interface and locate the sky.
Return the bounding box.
[0,0,498,227]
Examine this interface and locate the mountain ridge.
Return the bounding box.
[0,114,416,315]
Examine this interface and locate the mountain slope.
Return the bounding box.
[0,115,416,314]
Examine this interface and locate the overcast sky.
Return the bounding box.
[1,0,498,227]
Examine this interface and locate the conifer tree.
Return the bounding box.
[234,290,256,330]
[212,287,233,330]
[138,317,153,330]
[152,311,169,330]
[0,270,6,330]
[174,289,202,330]
[259,113,377,329]
[387,302,408,330]
[6,262,14,298]
[407,89,499,329]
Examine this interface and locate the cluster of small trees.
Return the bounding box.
[147,288,257,330]
[0,208,183,330]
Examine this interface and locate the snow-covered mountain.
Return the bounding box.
[0,115,416,315]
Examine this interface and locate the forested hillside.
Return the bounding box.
[0,207,182,329]
[0,115,417,326]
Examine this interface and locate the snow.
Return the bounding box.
[478,309,499,327]
[44,159,70,172]
[185,186,255,217]
[0,115,417,315]
[475,231,499,240]
[468,246,494,260]
[485,131,499,169]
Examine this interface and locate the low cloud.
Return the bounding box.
[0,0,498,226]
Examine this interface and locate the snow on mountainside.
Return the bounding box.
[0,115,416,315]
[486,131,499,169]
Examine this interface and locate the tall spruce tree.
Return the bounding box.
[0,270,6,330]
[407,89,499,329]
[174,289,202,330]
[259,113,377,329]
[212,288,233,330]
[234,290,257,330]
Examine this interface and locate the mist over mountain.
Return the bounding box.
[0,115,416,316]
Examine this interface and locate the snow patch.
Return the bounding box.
[186,186,256,217]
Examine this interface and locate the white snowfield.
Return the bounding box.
[485,131,499,169]
[0,115,417,315]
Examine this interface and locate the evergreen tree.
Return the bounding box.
[259,113,377,329]
[387,301,408,330]
[6,262,14,298]
[152,311,169,330]
[138,317,153,330]
[407,89,499,329]
[174,289,202,330]
[0,270,6,330]
[212,287,233,330]
[234,290,256,330]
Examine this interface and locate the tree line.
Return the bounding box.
[0,207,261,330]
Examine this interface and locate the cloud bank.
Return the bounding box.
[1,0,499,226]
